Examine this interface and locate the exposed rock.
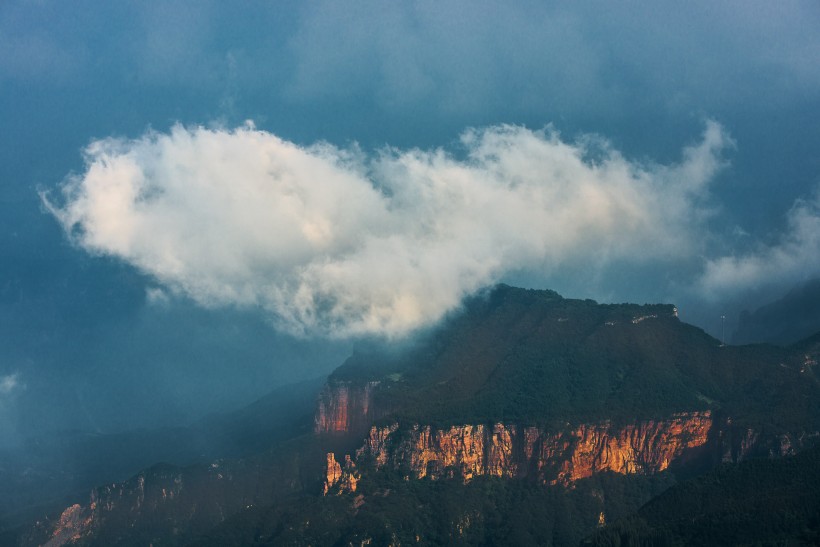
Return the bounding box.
[550,413,713,483]
[720,424,780,463]
[358,423,399,467]
[27,445,322,547]
[42,504,93,547]
[323,453,344,495]
[314,381,380,435]
[323,452,360,495]
[347,412,714,486]
[779,434,795,457]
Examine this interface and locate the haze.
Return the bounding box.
[1,1,819,445]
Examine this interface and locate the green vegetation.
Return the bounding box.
[0,377,324,535]
[584,444,820,546]
[19,432,331,547]
[17,285,820,546]
[193,470,677,546]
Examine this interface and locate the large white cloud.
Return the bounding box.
[46,121,731,338]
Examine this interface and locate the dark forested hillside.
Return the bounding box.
[192,469,678,547]
[584,444,820,546]
[335,285,820,432]
[0,378,324,539]
[15,285,820,546]
[733,277,820,346]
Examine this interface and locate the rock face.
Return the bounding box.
[717,422,810,462]
[323,453,360,495]
[324,412,714,493]
[314,381,380,435]
[42,504,93,547]
[31,469,186,547]
[25,456,300,547]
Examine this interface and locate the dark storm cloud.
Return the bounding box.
[1,0,819,439]
[283,1,820,117]
[4,1,817,114]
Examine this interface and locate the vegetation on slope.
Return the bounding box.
[334,285,820,431]
[4,378,325,545]
[192,469,677,547]
[14,285,820,546]
[584,443,820,546]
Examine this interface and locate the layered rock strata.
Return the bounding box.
[325,412,714,493]
[323,452,360,495]
[314,381,380,434]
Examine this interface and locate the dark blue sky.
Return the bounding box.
[1,1,819,443]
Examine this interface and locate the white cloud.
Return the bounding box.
[0,373,20,396]
[698,188,820,299]
[45,121,731,338]
[146,286,170,306]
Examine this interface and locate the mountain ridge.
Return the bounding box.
[320,285,820,432]
[19,284,820,546]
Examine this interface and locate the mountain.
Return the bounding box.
[0,377,323,539]
[733,276,820,346]
[18,285,820,546]
[319,284,820,434]
[584,443,820,546]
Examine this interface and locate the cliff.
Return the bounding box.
[22,436,322,547]
[316,285,820,498]
[314,381,379,435]
[28,465,225,547]
[323,412,714,494]
[585,444,820,546]
[330,286,820,435]
[23,286,820,545]
[322,452,360,495]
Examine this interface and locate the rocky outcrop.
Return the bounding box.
[314,381,380,434]
[323,453,360,495]
[717,422,817,462]
[25,456,298,547]
[324,412,714,493]
[42,504,93,547]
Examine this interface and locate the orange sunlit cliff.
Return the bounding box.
[324,412,713,494]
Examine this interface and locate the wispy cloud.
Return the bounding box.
[44,121,731,338]
[0,373,20,396]
[698,187,820,300]
[145,287,170,307]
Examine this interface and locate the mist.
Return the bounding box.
[0,0,818,450]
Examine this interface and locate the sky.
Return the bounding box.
[1,0,819,442]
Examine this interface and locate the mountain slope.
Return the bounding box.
[324,285,820,432]
[194,471,678,546]
[21,285,820,546]
[584,443,820,546]
[734,277,820,345]
[1,377,324,540]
